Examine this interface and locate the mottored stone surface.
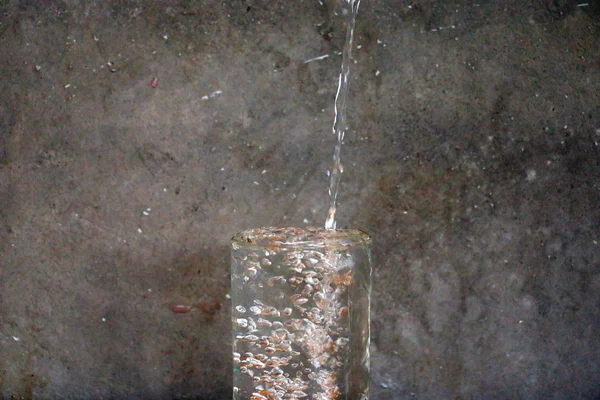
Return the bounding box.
[0,0,599,398]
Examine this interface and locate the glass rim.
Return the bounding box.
[231,226,371,250]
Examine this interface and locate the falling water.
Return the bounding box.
[325,0,361,231]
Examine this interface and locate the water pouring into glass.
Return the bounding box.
[231,2,371,399]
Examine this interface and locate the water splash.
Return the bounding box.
[325,0,361,230]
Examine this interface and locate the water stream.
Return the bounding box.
[324,0,361,230]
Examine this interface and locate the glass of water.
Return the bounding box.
[231,227,372,400]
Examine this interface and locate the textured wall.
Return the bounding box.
[0,0,599,398]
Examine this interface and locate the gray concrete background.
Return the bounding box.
[0,0,599,398]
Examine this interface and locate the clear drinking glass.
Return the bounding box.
[231,227,372,400]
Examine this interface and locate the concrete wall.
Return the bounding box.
[0,0,599,398]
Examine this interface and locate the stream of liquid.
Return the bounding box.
[325,0,362,231]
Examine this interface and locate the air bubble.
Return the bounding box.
[288,276,304,286]
[235,305,246,313]
[250,306,262,315]
[257,318,272,327]
[305,276,319,285]
[250,358,266,369]
[279,356,291,365]
[301,284,314,296]
[291,295,309,305]
[282,307,293,316]
[267,276,286,286]
[289,263,305,273]
[261,258,272,267]
[273,328,288,340]
[247,317,257,331]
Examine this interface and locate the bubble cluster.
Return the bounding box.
[232,228,368,399]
